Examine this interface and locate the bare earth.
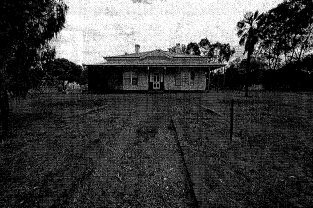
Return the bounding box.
[1,92,313,207]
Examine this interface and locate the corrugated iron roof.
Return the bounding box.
[105,49,204,59]
[84,49,225,69]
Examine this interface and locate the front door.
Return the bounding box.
[152,73,160,90]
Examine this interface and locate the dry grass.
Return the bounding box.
[176,91,313,207]
[1,91,313,207]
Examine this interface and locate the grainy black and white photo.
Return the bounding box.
[1,0,313,207]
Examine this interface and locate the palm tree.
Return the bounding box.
[237,11,262,97]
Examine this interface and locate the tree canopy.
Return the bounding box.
[186,42,201,55]
[0,0,68,89]
[0,1,67,57]
[0,0,68,137]
[237,10,263,96]
[45,58,83,84]
[258,0,313,69]
[233,0,313,91]
[168,38,235,63]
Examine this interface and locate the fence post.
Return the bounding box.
[230,99,234,142]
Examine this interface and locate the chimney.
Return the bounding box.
[135,44,140,54]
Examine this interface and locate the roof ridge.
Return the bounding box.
[105,49,208,59]
[140,49,173,59]
[105,50,156,58]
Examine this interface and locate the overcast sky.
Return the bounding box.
[52,0,283,64]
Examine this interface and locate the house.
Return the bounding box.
[83,44,225,93]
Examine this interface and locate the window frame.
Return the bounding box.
[190,71,195,85]
[175,71,182,86]
[123,71,131,85]
[131,71,138,86]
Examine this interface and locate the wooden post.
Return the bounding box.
[207,70,211,91]
[148,66,150,91]
[230,99,234,142]
[223,66,226,90]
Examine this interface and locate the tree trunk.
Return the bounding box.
[0,87,9,138]
[245,50,252,97]
[0,63,9,140]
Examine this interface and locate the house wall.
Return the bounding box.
[164,68,206,91]
[121,68,207,91]
[123,71,149,90]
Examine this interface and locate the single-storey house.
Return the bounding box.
[83,44,225,93]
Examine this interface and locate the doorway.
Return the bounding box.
[152,73,160,90]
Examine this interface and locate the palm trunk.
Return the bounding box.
[245,49,252,97]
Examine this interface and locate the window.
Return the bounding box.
[175,72,181,86]
[131,72,138,85]
[124,71,138,86]
[190,71,195,85]
[182,72,189,85]
[124,71,131,85]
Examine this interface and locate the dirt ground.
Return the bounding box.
[1,91,313,207]
[1,93,202,207]
[174,91,313,207]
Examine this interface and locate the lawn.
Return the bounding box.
[1,91,313,207]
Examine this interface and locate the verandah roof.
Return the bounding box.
[84,63,224,67]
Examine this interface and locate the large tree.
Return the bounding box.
[45,58,83,86]
[186,42,201,55]
[216,42,235,63]
[258,0,313,68]
[168,39,235,65]
[237,10,263,97]
[198,38,235,63]
[0,0,68,138]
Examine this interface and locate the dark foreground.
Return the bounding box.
[1,92,313,207]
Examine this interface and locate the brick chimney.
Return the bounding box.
[135,44,140,54]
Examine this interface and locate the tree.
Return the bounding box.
[199,38,210,48]
[5,43,56,96]
[237,10,263,97]
[198,39,235,63]
[45,58,83,86]
[217,43,236,63]
[0,0,68,138]
[79,68,89,85]
[186,42,201,55]
[258,0,313,67]
[168,39,235,63]
[225,58,245,90]
[168,43,186,54]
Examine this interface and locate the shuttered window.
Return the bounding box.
[175,72,181,86]
[182,72,189,85]
[131,72,138,85]
[124,72,131,85]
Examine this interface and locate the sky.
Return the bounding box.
[52,0,284,65]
